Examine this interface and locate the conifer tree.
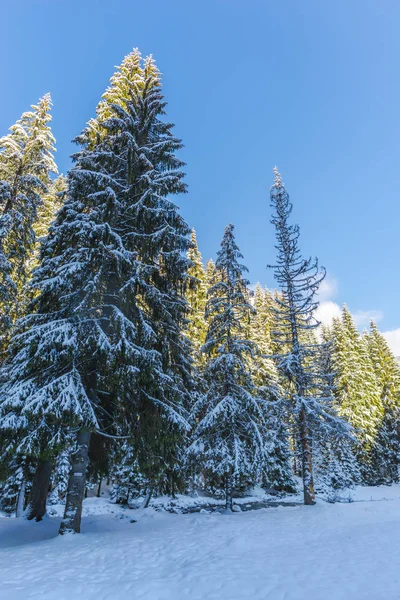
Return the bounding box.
[109,441,146,505]
[330,308,383,482]
[314,324,360,496]
[0,94,57,346]
[188,224,276,510]
[268,168,349,505]
[366,321,400,483]
[250,284,295,492]
[0,50,192,533]
[186,229,207,362]
[48,448,71,505]
[33,174,66,252]
[205,258,216,287]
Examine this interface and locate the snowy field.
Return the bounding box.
[1,486,400,600]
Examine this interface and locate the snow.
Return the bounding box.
[1,485,400,599]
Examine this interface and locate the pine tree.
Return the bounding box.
[0,94,57,347]
[314,324,360,497]
[48,448,71,505]
[314,434,361,500]
[0,50,192,533]
[109,441,147,505]
[0,455,35,515]
[205,258,216,287]
[250,284,296,493]
[268,168,350,505]
[186,229,207,362]
[33,174,66,254]
[366,321,400,483]
[250,284,277,387]
[188,224,277,510]
[330,307,383,482]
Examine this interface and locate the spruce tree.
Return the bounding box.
[188,224,277,510]
[109,441,146,505]
[250,284,296,492]
[0,50,192,533]
[205,258,216,287]
[186,229,207,362]
[314,324,361,497]
[268,168,349,505]
[330,307,383,482]
[33,174,66,255]
[0,93,57,346]
[366,321,400,483]
[48,448,71,505]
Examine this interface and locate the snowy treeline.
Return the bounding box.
[0,49,399,532]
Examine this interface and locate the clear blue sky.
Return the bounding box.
[2,0,400,333]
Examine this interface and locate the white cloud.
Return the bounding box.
[317,276,338,303]
[315,300,342,327]
[315,275,341,327]
[352,310,384,329]
[383,329,400,357]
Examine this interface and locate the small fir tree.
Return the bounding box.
[188,224,277,510]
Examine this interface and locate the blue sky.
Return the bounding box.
[2,0,400,346]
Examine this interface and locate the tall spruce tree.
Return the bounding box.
[250,284,295,492]
[0,93,57,347]
[205,258,216,287]
[188,224,277,509]
[0,94,58,517]
[366,320,400,483]
[0,50,192,533]
[314,324,361,497]
[330,307,383,482]
[268,168,349,505]
[186,229,207,362]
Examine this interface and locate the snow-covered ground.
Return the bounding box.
[1,485,400,600]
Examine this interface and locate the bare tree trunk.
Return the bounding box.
[141,486,153,509]
[189,468,197,498]
[15,479,26,518]
[225,475,233,512]
[25,458,52,521]
[59,428,91,535]
[299,407,315,505]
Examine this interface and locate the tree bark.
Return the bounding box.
[299,407,315,505]
[225,475,233,511]
[141,486,153,509]
[25,458,53,521]
[15,479,26,518]
[59,428,91,534]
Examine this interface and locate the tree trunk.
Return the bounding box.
[299,407,315,505]
[96,477,102,498]
[15,479,26,518]
[142,486,153,509]
[59,428,91,535]
[25,458,52,521]
[225,475,233,511]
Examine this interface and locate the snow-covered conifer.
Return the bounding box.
[48,449,71,505]
[268,168,350,505]
[330,308,383,482]
[365,321,400,483]
[250,284,296,493]
[186,229,207,363]
[109,442,147,505]
[0,94,57,346]
[188,224,277,509]
[0,50,192,533]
